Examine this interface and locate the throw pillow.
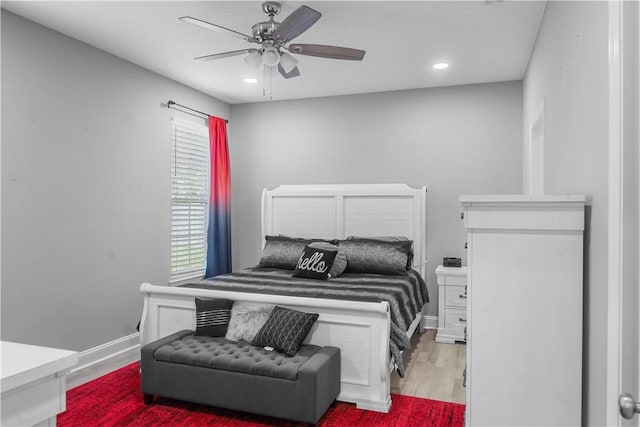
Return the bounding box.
[194,298,232,337]
[292,245,338,280]
[225,303,273,342]
[252,306,319,356]
[308,241,347,278]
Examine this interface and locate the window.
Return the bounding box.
[170,117,209,282]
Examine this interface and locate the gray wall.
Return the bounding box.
[1,11,230,351]
[229,82,523,316]
[522,2,608,425]
[1,9,522,349]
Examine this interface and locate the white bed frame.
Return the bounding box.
[140,183,428,412]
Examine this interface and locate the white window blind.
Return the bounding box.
[171,117,209,282]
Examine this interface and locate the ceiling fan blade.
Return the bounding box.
[194,49,258,61]
[273,6,321,44]
[179,16,256,43]
[288,44,366,60]
[278,64,301,79]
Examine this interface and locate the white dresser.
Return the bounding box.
[1,341,78,427]
[435,265,468,344]
[460,195,584,427]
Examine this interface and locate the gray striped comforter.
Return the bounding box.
[183,267,428,377]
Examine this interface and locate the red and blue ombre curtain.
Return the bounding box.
[205,116,232,278]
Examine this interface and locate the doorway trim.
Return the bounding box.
[606,0,624,425]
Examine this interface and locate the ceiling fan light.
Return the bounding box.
[262,46,281,67]
[244,50,263,69]
[279,52,298,74]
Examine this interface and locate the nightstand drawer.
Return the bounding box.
[445,285,467,308]
[441,275,467,286]
[444,308,467,330]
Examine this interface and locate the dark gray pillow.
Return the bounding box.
[194,298,232,337]
[252,306,319,356]
[259,236,335,270]
[337,239,413,275]
[346,235,409,242]
[344,236,414,269]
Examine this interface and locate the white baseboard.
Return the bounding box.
[421,315,438,330]
[66,333,140,390]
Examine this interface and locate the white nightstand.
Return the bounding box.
[435,265,468,344]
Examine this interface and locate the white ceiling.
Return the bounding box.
[2,1,547,104]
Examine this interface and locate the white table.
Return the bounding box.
[1,341,78,427]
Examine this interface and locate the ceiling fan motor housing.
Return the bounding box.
[252,21,279,43]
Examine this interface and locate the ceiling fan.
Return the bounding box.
[179,2,366,79]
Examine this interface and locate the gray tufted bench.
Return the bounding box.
[141,329,340,424]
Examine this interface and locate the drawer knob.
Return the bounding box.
[458,318,467,323]
[459,294,467,299]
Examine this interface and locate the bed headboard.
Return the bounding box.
[261,184,428,278]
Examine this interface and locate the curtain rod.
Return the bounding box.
[166,100,229,123]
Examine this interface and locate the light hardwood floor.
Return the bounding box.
[390,329,466,404]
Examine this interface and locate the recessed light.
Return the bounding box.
[244,78,258,84]
[433,62,449,70]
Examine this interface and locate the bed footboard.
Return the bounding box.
[139,283,393,412]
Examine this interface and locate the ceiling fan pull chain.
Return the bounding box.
[263,66,266,98]
[262,65,273,100]
[269,67,273,100]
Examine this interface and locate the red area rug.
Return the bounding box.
[59,362,465,426]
